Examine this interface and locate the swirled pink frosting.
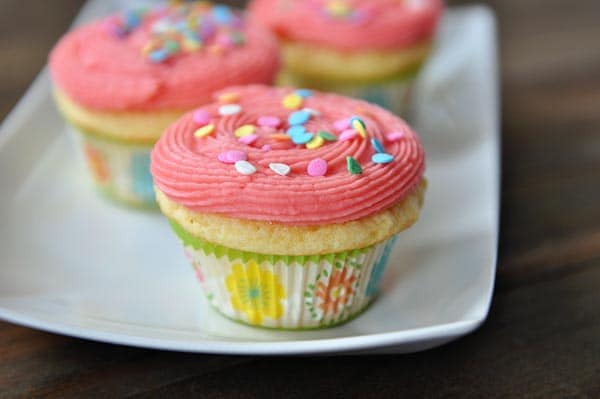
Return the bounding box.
[151,85,425,225]
[49,6,279,111]
[248,0,443,51]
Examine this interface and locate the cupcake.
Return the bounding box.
[248,0,442,116]
[151,85,426,329]
[49,2,279,208]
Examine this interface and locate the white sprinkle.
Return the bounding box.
[234,160,256,175]
[269,163,291,176]
[218,104,242,116]
[302,107,321,117]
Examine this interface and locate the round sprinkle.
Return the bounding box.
[346,156,362,175]
[282,93,303,110]
[292,131,314,145]
[261,144,272,152]
[234,160,256,175]
[334,118,350,132]
[193,109,211,126]
[386,131,406,142]
[194,124,215,138]
[307,158,328,177]
[288,110,311,126]
[339,129,358,141]
[295,89,313,98]
[287,125,306,136]
[303,107,321,117]
[257,116,281,128]
[318,131,337,142]
[218,104,242,116]
[238,134,258,145]
[218,150,247,164]
[306,135,325,150]
[350,116,367,138]
[219,92,240,104]
[234,124,256,138]
[270,133,291,141]
[372,153,394,164]
[269,163,291,176]
[371,137,385,153]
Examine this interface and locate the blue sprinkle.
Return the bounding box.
[287,125,306,136]
[149,48,170,63]
[288,110,311,126]
[123,11,141,29]
[295,89,313,98]
[212,5,233,24]
[371,137,385,153]
[372,153,394,164]
[291,132,314,145]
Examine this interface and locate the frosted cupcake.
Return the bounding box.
[248,0,442,116]
[151,85,425,329]
[49,2,279,208]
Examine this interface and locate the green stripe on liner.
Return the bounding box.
[169,220,373,264]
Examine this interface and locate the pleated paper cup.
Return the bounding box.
[171,221,398,330]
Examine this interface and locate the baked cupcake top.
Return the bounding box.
[49,2,279,111]
[151,85,425,226]
[248,0,443,51]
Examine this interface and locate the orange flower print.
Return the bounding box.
[316,267,358,315]
[84,143,110,184]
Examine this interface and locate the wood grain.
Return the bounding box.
[1,0,599,397]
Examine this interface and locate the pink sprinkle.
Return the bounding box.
[193,109,211,126]
[239,134,258,145]
[339,129,358,141]
[307,158,328,177]
[257,116,281,128]
[334,118,350,132]
[386,131,406,142]
[218,150,247,164]
[261,144,272,152]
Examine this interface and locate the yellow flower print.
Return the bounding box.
[225,261,286,325]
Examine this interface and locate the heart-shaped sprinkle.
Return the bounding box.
[269,163,291,176]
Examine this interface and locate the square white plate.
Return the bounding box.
[0,3,499,355]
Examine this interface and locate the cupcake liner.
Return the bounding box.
[172,220,398,329]
[69,125,157,209]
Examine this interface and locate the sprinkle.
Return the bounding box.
[193,109,211,126]
[346,156,362,175]
[295,89,313,98]
[371,137,385,153]
[339,129,358,141]
[261,144,272,151]
[239,134,258,145]
[219,92,240,104]
[288,110,311,126]
[194,124,215,138]
[287,125,306,136]
[234,160,256,175]
[307,158,328,177]
[218,150,247,164]
[318,131,337,142]
[303,108,321,117]
[283,93,303,110]
[306,135,325,150]
[291,131,314,145]
[270,133,291,141]
[334,118,351,132]
[350,116,367,138]
[325,0,352,17]
[149,48,170,63]
[372,153,394,164]
[234,124,256,138]
[386,131,406,142]
[164,40,179,54]
[182,39,201,52]
[269,163,291,176]
[218,104,242,116]
[212,4,233,24]
[257,116,281,128]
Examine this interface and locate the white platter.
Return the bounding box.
[0,4,499,355]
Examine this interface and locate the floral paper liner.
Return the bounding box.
[171,220,398,329]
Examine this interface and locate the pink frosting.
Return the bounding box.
[49,7,279,111]
[151,85,425,226]
[248,0,443,51]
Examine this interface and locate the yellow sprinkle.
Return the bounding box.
[234,124,256,138]
[306,135,325,149]
[219,92,241,104]
[270,133,291,141]
[352,119,368,138]
[194,124,215,138]
[182,39,201,53]
[326,0,351,17]
[282,93,303,110]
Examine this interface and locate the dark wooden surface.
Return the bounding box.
[1,0,600,397]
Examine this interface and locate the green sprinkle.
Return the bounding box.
[318,131,337,142]
[164,40,180,53]
[346,156,362,175]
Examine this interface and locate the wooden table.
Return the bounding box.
[1,0,599,397]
